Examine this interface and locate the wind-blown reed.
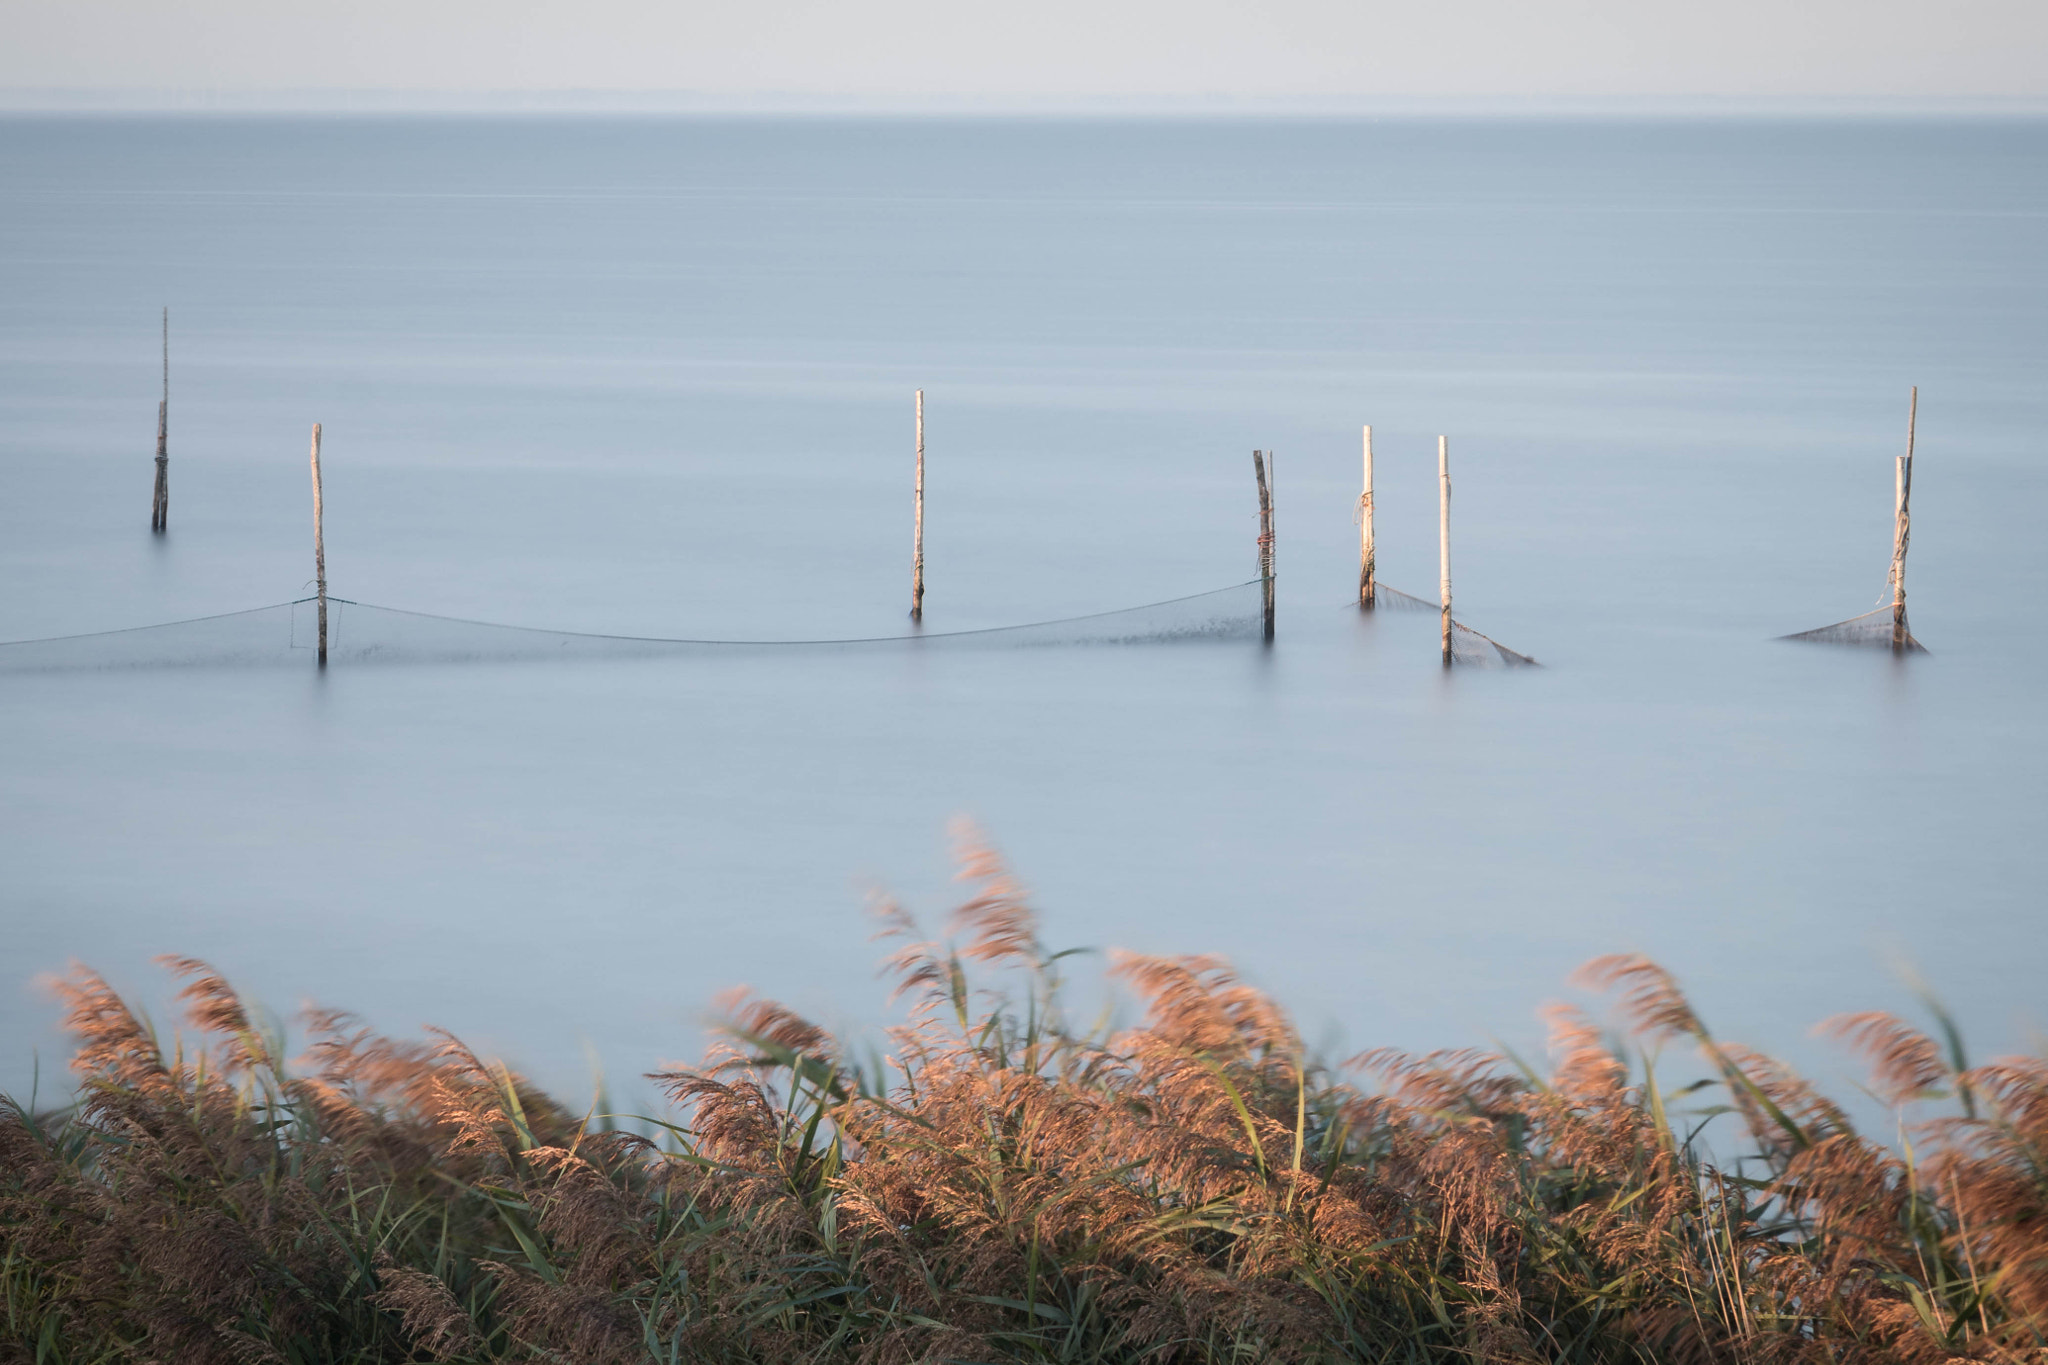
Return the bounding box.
[4,829,2043,1362]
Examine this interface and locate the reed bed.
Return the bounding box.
[4,829,2044,1363]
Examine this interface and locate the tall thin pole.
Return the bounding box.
[310,423,327,667]
[1890,386,1916,652]
[1439,436,1452,666]
[1253,449,1274,642]
[1358,425,1375,607]
[151,308,168,532]
[911,390,925,622]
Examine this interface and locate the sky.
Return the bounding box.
[3,0,2046,111]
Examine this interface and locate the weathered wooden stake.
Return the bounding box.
[1358,425,1375,607]
[1890,386,1916,652]
[911,390,925,622]
[1253,449,1274,642]
[1438,435,1452,666]
[310,423,327,667]
[151,307,169,532]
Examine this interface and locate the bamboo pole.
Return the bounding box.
[1890,386,1916,652]
[1359,425,1375,607]
[1439,435,1452,666]
[310,423,327,667]
[911,390,925,622]
[151,308,168,532]
[1254,449,1274,641]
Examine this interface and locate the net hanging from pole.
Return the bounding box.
[1782,390,1927,655]
[1366,583,1540,668]
[1780,605,1926,653]
[0,582,1265,674]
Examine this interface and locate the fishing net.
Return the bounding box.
[1781,604,1926,654]
[1785,427,1926,654]
[0,581,1265,674]
[1367,583,1540,668]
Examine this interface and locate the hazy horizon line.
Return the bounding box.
[6,88,2047,119]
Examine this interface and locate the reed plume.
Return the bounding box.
[4,843,2043,1363]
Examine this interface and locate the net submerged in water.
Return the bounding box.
[1784,390,1928,655]
[0,582,1266,674]
[1368,583,1539,668]
[1781,605,1927,654]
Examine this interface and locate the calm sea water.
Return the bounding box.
[2,116,2043,1106]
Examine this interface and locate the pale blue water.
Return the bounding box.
[2,116,2044,1107]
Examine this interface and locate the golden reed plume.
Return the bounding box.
[4,841,2044,1363]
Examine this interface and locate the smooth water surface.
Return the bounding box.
[2,116,2044,1104]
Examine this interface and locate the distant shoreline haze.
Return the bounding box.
[6,0,2045,110]
[5,91,2048,117]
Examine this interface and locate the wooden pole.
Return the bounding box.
[1439,435,1452,666]
[1891,386,1916,652]
[1254,449,1274,641]
[1358,425,1375,607]
[152,402,167,531]
[310,423,327,667]
[151,307,168,532]
[911,389,925,622]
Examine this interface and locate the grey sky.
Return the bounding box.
[4,0,2045,109]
